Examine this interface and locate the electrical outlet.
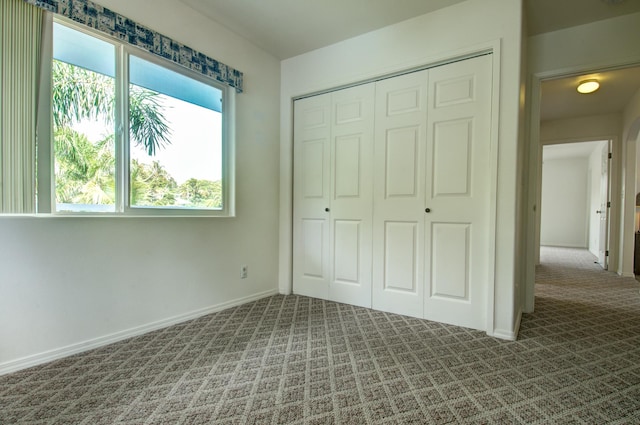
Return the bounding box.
[240,265,248,279]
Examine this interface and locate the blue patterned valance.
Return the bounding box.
[23,0,243,93]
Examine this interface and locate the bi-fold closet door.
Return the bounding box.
[372,56,492,330]
[292,83,375,308]
[293,55,493,330]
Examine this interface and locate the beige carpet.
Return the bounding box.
[1,246,639,424]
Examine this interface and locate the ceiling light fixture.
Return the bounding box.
[577,79,600,94]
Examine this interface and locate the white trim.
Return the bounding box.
[0,289,278,376]
[36,12,54,213]
[541,243,590,249]
[485,40,502,336]
[490,310,522,341]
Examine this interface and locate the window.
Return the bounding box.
[48,20,232,215]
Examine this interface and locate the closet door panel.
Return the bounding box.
[424,54,493,330]
[372,70,428,318]
[300,219,326,278]
[301,139,327,197]
[334,135,362,198]
[430,222,470,298]
[329,84,375,308]
[383,221,418,293]
[384,126,420,198]
[333,219,361,283]
[293,94,331,300]
[432,118,472,196]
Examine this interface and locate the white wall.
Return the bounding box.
[528,13,640,76]
[540,157,589,247]
[0,0,281,373]
[540,114,621,144]
[279,0,524,338]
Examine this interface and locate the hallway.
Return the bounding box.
[534,246,639,308]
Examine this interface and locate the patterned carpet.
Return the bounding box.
[1,247,639,424]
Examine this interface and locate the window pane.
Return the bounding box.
[52,23,116,213]
[129,56,223,210]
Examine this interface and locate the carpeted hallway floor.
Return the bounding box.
[1,247,639,424]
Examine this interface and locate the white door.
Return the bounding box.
[598,142,610,269]
[372,70,429,318]
[423,54,493,330]
[293,94,331,300]
[328,84,374,307]
[293,84,375,307]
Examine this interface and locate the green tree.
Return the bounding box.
[178,178,222,208]
[131,160,178,206]
[52,60,171,154]
[53,60,171,206]
[54,129,116,205]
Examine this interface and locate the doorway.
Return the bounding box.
[540,140,611,269]
[525,64,640,313]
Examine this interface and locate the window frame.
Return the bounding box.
[40,17,235,217]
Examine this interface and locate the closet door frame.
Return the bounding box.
[286,45,501,336]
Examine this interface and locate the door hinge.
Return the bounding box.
[606,250,609,256]
[608,153,612,159]
[607,201,611,208]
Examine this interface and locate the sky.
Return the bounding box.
[74,94,222,184]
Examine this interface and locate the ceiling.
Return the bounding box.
[179,0,467,60]
[541,66,640,122]
[525,0,640,36]
[178,0,640,124]
[179,0,640,60]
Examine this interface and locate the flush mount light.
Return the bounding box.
[577,79,600,94]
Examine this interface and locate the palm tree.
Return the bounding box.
[128,87,172,156]
[53,60,171,206]
[53,60,223,210]
[52,60,171,154]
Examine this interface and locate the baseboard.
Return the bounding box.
[0,289,278,376]
[540,243,588,249]
[489,310,522,341]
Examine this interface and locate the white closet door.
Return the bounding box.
[293,84,375,307]
[424,54,493,330]
[372,70,429,318]
[293,94,331,300]
[329,84,375,307]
